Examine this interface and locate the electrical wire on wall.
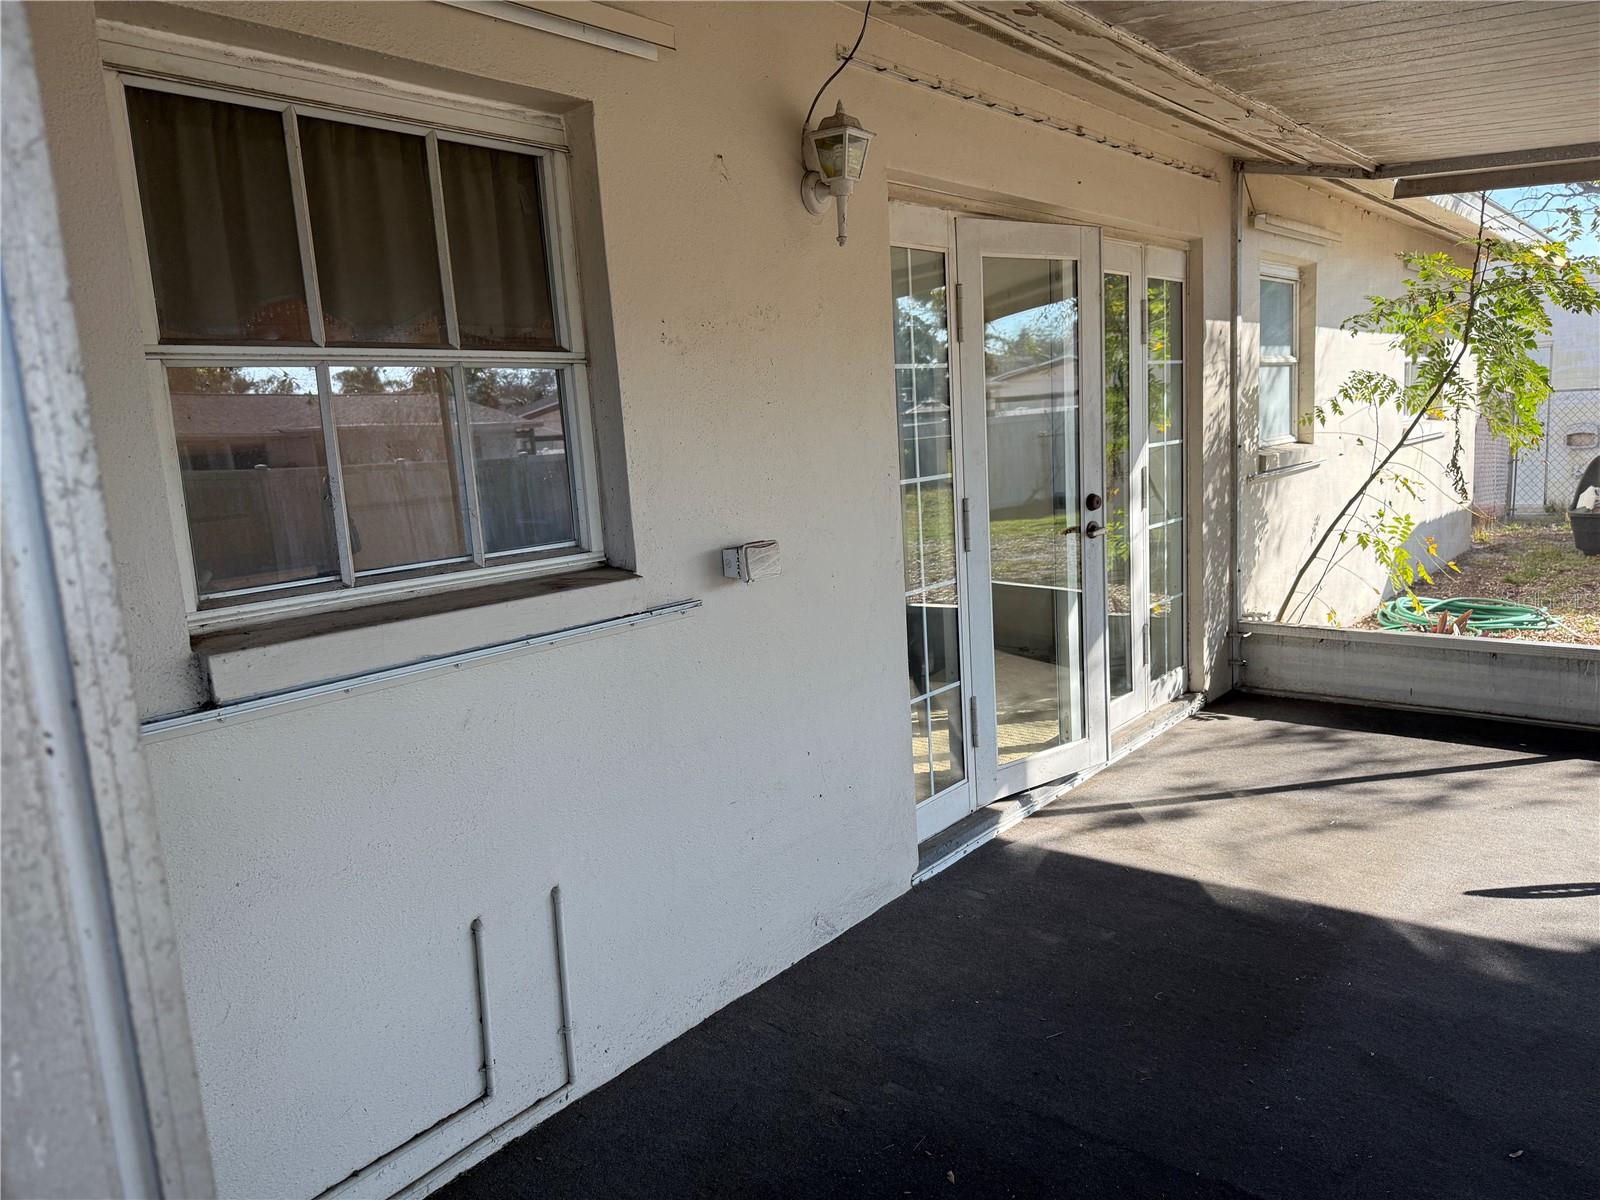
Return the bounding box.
[805,1,871,130]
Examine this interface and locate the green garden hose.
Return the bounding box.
[1376,596,1561,633]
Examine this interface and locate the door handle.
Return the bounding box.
[1084,521,1104,539]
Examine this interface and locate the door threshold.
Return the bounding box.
[1111,693,1201,756]
[913,691,1204,885]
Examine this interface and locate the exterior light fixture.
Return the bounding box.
[801,100,875,246]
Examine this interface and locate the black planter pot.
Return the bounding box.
[1571,510,1600,556]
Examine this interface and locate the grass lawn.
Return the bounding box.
[1358,520,1600,645]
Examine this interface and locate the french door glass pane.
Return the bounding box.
[330,365,467,572]
[299,117,447,346]
[1147,278,1185,681]
[930,688,966,794]
[168,366,336,595]
[983,257,1084,762]
[892,246,964,800]
[1103,272,1133,702]
[127,90,311,344]
[463,367,576,552]
[438,140,561,351]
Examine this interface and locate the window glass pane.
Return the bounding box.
[918,483,957,593]
[1104,272,1132,702]
[892,244,965,802]
[1260,363,1295,443]
[1149,278,1183,362]
[913,367,953,479]
[127,89,310,344]
[1148,276,1185,688]
[984,256,1085,757]
[930,688,965,794]
[463,367,576,552]
[299,117,446,346]
[911,703,933,803]
[907,604,928,698]
[1152,521,1184,679]
[925,596,961,691]
[902,250,949,366]
[901,483,923,592]
[168,366,335,594]
[1260,277,1296,359]
[895,368,918,480]
[331,366,467,571]
[438,141,560,351]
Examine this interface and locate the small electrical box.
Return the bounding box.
[722,540,781,583]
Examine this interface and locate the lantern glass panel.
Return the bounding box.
[845,132,870,180]
[814,130,848,179]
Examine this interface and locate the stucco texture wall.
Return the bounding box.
[1237,175,1468,625]
[24,1,1456,1195]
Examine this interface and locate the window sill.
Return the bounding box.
[188,550,608,640]
[190,559,629,655]
[1254,443,1321,479]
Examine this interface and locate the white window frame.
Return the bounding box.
[1258,263,1301,447]
[101,31,607,635]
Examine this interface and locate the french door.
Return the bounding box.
[1103,240,1190,727]
[956,219,1108,803]
[893,209,1106,842]
[892,208,1186,843]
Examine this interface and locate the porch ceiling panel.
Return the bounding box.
[903,1,1600,169]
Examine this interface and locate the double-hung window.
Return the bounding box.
[115,72,601,625]
[1258,266,1300,446]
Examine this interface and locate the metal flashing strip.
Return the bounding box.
[846,51,1218,182]
[140,600,701,742]
[1249,456,1324,482]
[912,693,1206,885]
[436,0,667,60]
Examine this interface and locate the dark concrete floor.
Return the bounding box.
[441,696,1599,1200]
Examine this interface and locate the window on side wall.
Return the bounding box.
[1405,354,1451,424]
[1258,266,1301,446]
[116,75,604,626]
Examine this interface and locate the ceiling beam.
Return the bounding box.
[1392,159,1600,199]
[1239,142,1600,180]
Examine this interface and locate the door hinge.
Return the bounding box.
[953,282,965,343]
[960,496,972,552]
[968,695,979,748]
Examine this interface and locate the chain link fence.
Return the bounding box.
[1481,388,1600,517]
[1455,389,1600,643]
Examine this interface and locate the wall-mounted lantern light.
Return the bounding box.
[801,101,875,247]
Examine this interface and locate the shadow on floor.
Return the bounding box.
[440,698,1599,1200]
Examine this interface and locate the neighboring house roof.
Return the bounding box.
[171,393,562,439]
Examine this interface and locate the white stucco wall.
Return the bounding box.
[1237,175,1471,624]
[1550,302,1600,392]
[25,2,1464,1195]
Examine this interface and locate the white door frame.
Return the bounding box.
[955,217,1108,804]
[891,204,981,845]
[1103,240,1191,728]
[1145,244,1190,710]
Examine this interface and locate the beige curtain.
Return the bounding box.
[297,116,447,347]
[439,140,558,351]
[126,88,310,343]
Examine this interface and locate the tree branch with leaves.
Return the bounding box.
[1275,201,1600,625]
